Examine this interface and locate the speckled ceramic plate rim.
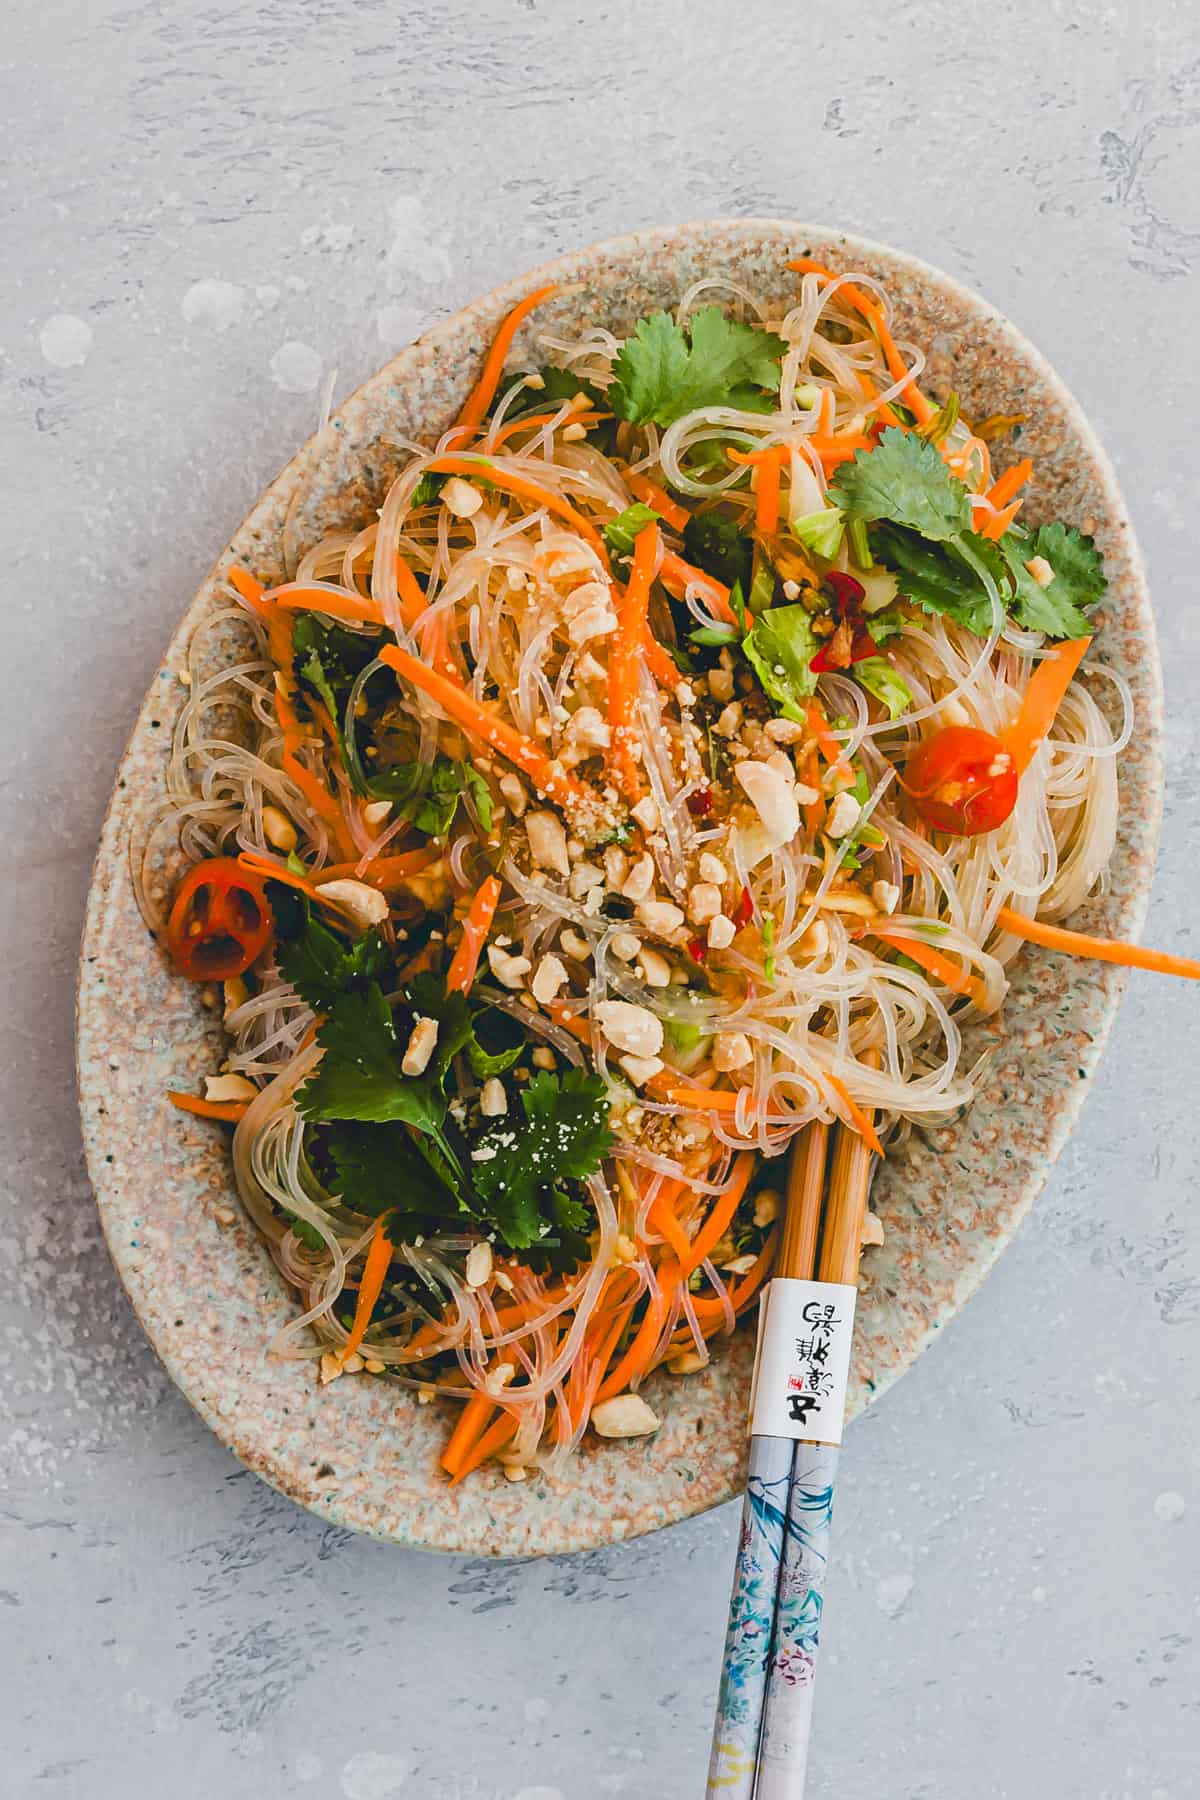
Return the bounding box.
[77,220,1162,1557]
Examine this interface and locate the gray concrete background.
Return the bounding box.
[3,3,1198,1796]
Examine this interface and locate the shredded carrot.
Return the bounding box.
[339,1217,395,1365]
[441,1392,496,1478]
[270,584,384,627]
[646,1182,694,1266]
[446,875,502,995]
[317,850,441,888]
[977,497,1024,541]
[872,926,989,1011]
[446,283,561,448]
[995,908,1200,983]
[985,456,1034,513]
[489,407,607,449]
[816,388,835,435]
[755,453,782,535]
[608,521,659,801]
[167,1091,249,1124]
[684,1155,754,1274]
[805,699,846,770]
[807,432,874,471]
[625,471,689,532]
[871,311,936,427]
[823,1071,884,1158]
[786,257,880,319]
[683,1234,777,1328]
[655,1082,740,1114]
[657,551,738,627]
[448,1410,519,1486]
[857,369,902,430]
[273,682,355,852]
[379,643,589,810]
[227,565,293,672]
[727,444,791,468]
[595,1266,680,1401]
[643,627,682,690]
[1004,636,1092,774]
[426,455,610,571]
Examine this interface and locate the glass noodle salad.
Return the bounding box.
[143,256,1164,1486]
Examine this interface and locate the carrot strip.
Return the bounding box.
[977,497,1023,542]
[595,1267,680,1401]
[657,551,737,627]
[625,472,689,532]
[786,257,880,319]
[643,628,682,690]
[995,908,1200,983]
[426,455,609,571]
[1004,636,1092,775]
[872,926,988,1011]
[817,388,835,435]
[787,257,935,423]
[655,1083,740,1113]
[167,1091,249,1124]
[684,1154,754,1273]
[646,1183,694,1266]
[683,1234,777,1327]
[227,565,293,670]
[857,369,902,430]
[872,312,936,426]
[490,408,606,449]
[805,700,845,767]
[823,1071,884,1159]
[985,456,1034,513]
[270,584,384,627]
[755,454,782,535]
[340,1218,395,1364]
[273,682,355,849]
[440,1392,497,1478]
[447,1410,518,1486]
[727,444,791,469]
[608,521,659,801]
[446,875,502,995]
[317,850,440,888]
[446,283,560,448]
[379,643,588,810]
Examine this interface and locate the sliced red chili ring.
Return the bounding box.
[165,857,275,981]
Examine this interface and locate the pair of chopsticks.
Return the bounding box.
[706,1095,879,1798]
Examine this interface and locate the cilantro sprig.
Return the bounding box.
[609,309,788,427]
[830,428,1105,641]
[283,909,611,1257]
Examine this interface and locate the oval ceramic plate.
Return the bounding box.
[77,221,1161,1556]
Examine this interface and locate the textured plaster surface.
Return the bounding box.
[3,2,1199,1795]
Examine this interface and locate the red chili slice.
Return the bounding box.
[686,786,714,818]
[165,857,275,981]
[732,886,755,928]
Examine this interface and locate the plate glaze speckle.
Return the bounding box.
[77,221,1161,1557]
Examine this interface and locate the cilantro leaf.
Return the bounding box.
[470,1068,612,1250]
[609,308,788,428]
[323,1120,462,1225]
[296,988,441,1130]
[409,470,447,508]
[603,502,661,561]
[829,428,971,541]
[293,614,382,794]
[682,509,754,593]
[1000,522,1104,639]
[741,605,820,720]
[277,908,391,1012]
[367,755,493,834]
[872,523,1007,635]
[853,656,913,720]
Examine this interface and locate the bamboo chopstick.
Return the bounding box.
[776,1119,828,1282]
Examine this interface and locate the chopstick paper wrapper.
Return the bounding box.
[706,1278,856,1797]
